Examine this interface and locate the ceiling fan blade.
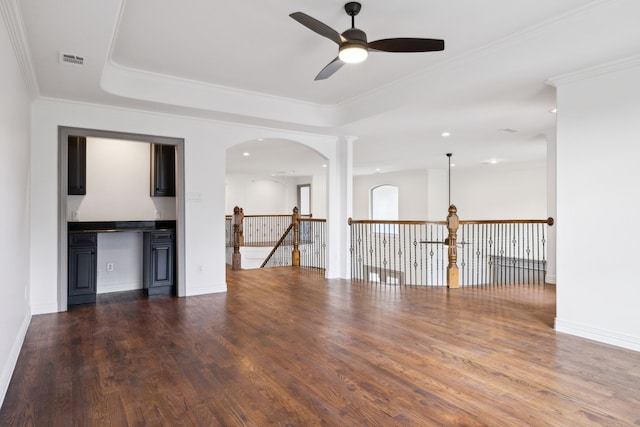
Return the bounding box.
[315,57,344,81]
[289,12,346,45]
[368,38,445,53]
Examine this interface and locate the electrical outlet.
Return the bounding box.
[106,262,114,272]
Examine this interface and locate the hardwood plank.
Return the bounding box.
[1,267,639,426]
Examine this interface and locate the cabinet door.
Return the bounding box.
[68,136,86,195]
[68,246,97,304]
[150,242,174,287]
[151,144,176,197]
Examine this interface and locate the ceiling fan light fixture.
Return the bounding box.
[339,43,368,63]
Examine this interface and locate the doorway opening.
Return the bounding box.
[298,184,311,216]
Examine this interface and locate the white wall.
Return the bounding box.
[225,174,328,218]
[0,12,32,407]
[353,166,546,222]
[554,58,640,352]
[311,175,327,218]
[353,171,429,220]
[225,174,297,215]
[68,138,176,221]
[96,232,143,293]
[29,99,345,314]
[449,164,547,220]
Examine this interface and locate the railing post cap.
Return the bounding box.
[547,217,555,226]
[348,217,352,225]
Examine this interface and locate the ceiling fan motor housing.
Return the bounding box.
[339,28,368,63]
[341,28,367,46]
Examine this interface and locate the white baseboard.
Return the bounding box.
[97,281,142,294]
[30,301,59,314]
[545,274,556,284]
[555,318,640,352]
[186,282,227,297]
[0,308,31,407]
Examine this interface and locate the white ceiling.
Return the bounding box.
[15,0,640,176]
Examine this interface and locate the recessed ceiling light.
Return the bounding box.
[375,168,381,172]
[322,164,327,168]
[490,159,497,164]
[441,131,451,137]
[257,138,264,141]
[451,163,456,167]
[242,152,250,156]
[550,108,557,113]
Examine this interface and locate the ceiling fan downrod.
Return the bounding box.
[344,2,362,28]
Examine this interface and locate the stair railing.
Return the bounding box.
[228,207,326,270]
[349,206,554,287]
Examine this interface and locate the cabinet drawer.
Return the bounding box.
[150,230,174,243]
[69,233,97,247]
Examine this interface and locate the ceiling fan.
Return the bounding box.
[290,2,445,80]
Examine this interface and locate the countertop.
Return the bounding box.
[68,220,176,233]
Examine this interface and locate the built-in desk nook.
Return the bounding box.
[67,220,176,306]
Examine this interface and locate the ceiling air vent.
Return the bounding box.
[498,128,518,133]
[59,52,84,66]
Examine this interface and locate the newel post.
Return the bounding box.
[292,207,300,266]
[232,206,243,270]
[446,204,460,288]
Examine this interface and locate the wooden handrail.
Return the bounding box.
[300,218,326,223]
[348,218,446,225]
[241,214,291,218]
[260,224,294,268]
[460,218,554,225]
[347,218,554,226]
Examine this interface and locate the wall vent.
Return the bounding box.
[498,128,518,133]
[59,52,84,66]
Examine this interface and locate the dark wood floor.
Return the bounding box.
[2,268,639,426]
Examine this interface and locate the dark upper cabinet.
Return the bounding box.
[151,144,176,197]
[68,136,86,195]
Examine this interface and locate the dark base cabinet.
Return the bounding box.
[143,230,175,296]
[68,221,176,306]
[68,233,97,305]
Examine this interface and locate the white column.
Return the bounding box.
[543,129,557,284]
[325,136,354,279]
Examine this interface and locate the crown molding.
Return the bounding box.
[0,0,39,98]
[546,54,640,87]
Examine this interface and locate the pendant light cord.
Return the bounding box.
[446,153,452,206]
